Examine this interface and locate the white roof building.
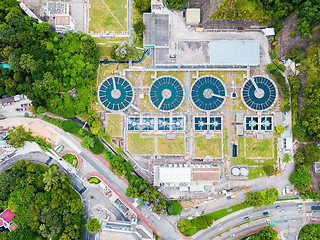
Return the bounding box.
[262,28,275,36]
[186,8,201,25]
[154,164,221,191]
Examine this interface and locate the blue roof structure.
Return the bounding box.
[128,117,140,131]
[98,76,133,112]
[142,118,155,131]
[209,40,260,66]
[158,117,170,131]
[241,76,277,111]
[194,117,207,131]
[210,117,222,131]
[149,76,184,112]
[172,117,184,131]
[194,116,222,131]
[191,76,226,111]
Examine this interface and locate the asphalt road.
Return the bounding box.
[194,201,320,240]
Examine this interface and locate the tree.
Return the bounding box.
[251,226,277,240]
[111,42,131,61]
[134,0,151,12]
[299,224,320,240]
[263,165,275,175]
[165,0,188,10]
[91,120,103,136]
[276,125,285,134]
[283,154,292,163]
[81,135,95,149]
[85,218,101,233]
[8,125,33,147]
[133,19,145,42]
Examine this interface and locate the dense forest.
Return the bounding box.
[0,161,84,240]
[256,0,320,36]
[0,0,98,118]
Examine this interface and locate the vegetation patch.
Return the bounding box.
[299,224,320,240]
[0,161,84,239]
[88,177,101,184]
[166,201,182,215]
[290,145,320,200]
[194,135,222,158]
[211,0,270,22]
[127,133,155,155]
[89,0,128,33]
[245,138,273,158]
[62,153,79,168]
[157,137,185,155]
[106,114,122,137]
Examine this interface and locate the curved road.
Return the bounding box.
[194,201,320,240]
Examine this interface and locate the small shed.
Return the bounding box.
[262,28,275,37]
[186,8,200,25]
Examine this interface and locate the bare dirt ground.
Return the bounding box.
[277,13,309,58]
[297,72,307,116]
[309,167,320,192]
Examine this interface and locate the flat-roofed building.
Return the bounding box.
[209,40,260,66]
[186,8,201,25]
[236,125,244,136]
[236,113,244,124]
[154,164,221,191]
[55,15,75,33]
[192,166,220,182]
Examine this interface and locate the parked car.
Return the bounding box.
[276,206,281,209]
[281,215,287,219]
[244,217,249,221]
[263,211,269,216]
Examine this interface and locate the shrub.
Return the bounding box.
[283,154,292,163]
[134,0,151,12]
[290,31,296,37]
[133,19,145,42]
[88,177,101,184]
[276,125,285,134]
[273,58,286,72]
[263,164,275,175]
[90,140,104,154]
[166,201,182,215]
[111,42,131,62]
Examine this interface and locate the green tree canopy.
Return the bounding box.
[8,125,33,147]
[85,218,101,233]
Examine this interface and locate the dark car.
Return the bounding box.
[276,206,281,209]
[263,211,269,216]
[244,217,249,221]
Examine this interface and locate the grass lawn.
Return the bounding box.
[178,202,248,237]
[142,71,154,86]
[232,98,248,111]
[223,137,228,156]
[246,138,273,158]
[127,133,155,155]
[89,0,128,33]
[211,0,271,22]
[88,177,101,184]
[194,135,222,158]
[157,71,186,82]
[232,71,246,85]
[62,153,78,168]
[106,114,122,137]
[247,167,265,179]
[206,202,248,220]
[157,137,185,155]
[139,94,156,111]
